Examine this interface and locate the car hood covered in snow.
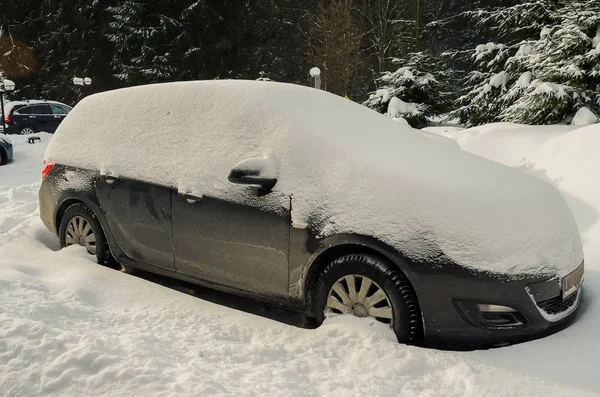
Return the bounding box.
[45,81,583,278]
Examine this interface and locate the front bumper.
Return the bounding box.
[413,262,583,349]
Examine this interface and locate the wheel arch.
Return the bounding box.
[54,194,113,251]
[302,235,422,319]
[19,124,37,134]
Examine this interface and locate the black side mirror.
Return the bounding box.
[228,158,278,195]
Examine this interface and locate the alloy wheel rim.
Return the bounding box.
[326,274,393,325]
[21,128,34,135]
[65,216,97,255]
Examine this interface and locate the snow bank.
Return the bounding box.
[46,81,582,277]
[571,107,598,126]
[387,96,419,117]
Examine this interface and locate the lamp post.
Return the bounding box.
[0,79,16,134]
[310,67,321,90]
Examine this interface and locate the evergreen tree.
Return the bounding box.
[501,0,600,123]
[107,0,182,86]
[364,51,451,128]
[446,0,560,125]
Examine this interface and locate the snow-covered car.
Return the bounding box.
[0,133,13,165]
[4,100,72,135]
[39,81,584,348]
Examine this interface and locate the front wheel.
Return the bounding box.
[313,254,421,344]
[59,203,115,267]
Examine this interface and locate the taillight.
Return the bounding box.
[42,161,54,179]
[5,113,10,123]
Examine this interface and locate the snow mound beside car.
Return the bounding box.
[46,81,582,277]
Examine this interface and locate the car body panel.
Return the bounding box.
[96,175,175,271]
[40,164,582,349]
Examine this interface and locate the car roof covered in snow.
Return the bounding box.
[45,80,582,277]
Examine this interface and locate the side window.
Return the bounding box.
[14,106,31,115]
[50,105,68,115]
[29,104,52,115]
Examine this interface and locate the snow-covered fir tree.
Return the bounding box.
[364,52,450,128]
[501,0,600,124]
[107,0,180,86]
[448,0,559,125]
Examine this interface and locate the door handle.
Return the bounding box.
[104,175,118,184]
[182,193,202,204]
[29,116,37,119]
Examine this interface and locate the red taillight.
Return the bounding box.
[5,113,10,123]
[42,161,54,179]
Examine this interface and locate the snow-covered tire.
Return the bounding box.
[312,254,421,345]
[59,203,115,267]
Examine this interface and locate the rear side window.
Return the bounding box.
[14,106,31,115]
[50,105,69,115]
[29,104,52,115]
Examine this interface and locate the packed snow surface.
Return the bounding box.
[46,81,582,277]
[1,127,600,396]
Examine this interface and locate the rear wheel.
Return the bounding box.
[19,126,36,135]
[312,254,421,344]
[59,203,116,267]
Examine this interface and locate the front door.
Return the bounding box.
[96,176,175,270]
[172,191,290,298]
[49,104,69,132]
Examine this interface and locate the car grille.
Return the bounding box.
[537,293,578,315]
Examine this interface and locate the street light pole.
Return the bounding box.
[310,67,321,90]
[1,91,5,134]
[0,79,15,134]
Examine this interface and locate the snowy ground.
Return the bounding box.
[1,128,599,396]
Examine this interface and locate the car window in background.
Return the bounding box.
[15,106,31,115]
[51,105,69,115]
[29,104,52,115]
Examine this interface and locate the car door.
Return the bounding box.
[49,104,70,132]
[28,104,53,132]
[96,175,175,271]
[11,105,33,132]
[172,186,291,298]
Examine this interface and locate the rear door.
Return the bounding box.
[11,105,33,131]
[28,104,54,132]
[172,191,291,297]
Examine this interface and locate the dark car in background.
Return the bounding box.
[4,100,72,135]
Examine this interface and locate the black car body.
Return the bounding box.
[4,100,72,135]
[39,81,584,349]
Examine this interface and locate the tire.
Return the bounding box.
[312,254,421,345]
[59,203,116,267]
[0,148,6,165]
[19,125,36,135]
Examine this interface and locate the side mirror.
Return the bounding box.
[228,157,278,193]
